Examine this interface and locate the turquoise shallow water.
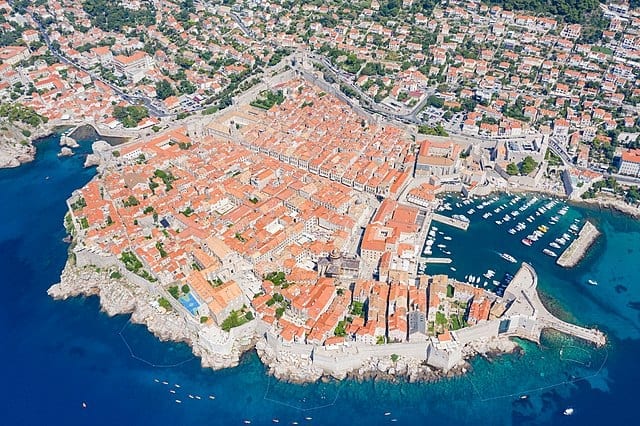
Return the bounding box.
[1,135,639,425]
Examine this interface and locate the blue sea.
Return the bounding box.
[1,134,640,425]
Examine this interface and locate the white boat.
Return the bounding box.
[175,400,182,404]
[549,242,561,249]
[519,395,528,400]
[170,389,176,394]
[563,408,574,416]
[443,236,452,240]
[450,267,456,271]
[437,244,446,248]
[587,279,598,286]
[500,253,517,263]
[209,395,216,400]
[543,248,558,257]
[82,402,87,408]
[508,228,516,234]
[175,384,181,388]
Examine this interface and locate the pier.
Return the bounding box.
[503,263,606,346]
[556,221,600,268]
[432,213,469,230]
[424,257,452,264]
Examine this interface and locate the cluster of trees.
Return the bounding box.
[82,0,155,32]
[506,156,539,176]
[0,103,48,127]
[502,96,529,122]
[113,105,149,128]
[486,0,600,24]
[360,62,386,77]
[250,90,285,110]
[221,309,254,332]
[418,124,449,137]
[155,80,175,100]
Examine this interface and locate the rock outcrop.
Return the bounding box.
[0,119,53,168]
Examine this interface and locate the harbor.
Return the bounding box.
[557,221,601,268]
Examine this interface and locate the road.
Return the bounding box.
[26,11,169,117]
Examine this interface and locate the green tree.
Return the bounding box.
[155,79,174,100]
[506,163,519,176]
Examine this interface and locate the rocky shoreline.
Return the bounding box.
[0,122,56,168]
[49,261,523,385]
[48,262,254,371]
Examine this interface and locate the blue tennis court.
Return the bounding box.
[179,292,200,315]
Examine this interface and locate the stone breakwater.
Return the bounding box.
[557,221,601,268]
[48,262,253,370]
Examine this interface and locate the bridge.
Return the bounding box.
[503,263,606,346]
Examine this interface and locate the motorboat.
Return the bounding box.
[543,248,558,257]
[500,253,517,263]
[587,279,598,286]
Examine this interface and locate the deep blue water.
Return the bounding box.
[1,135,640,425]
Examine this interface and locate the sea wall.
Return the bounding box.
[557,221,600,268]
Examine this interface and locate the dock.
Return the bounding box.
[424,257,452,264]
[432,213,469,230]
[503,263,606,346]
[556,221,600,268]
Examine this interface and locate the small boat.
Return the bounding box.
[188,394,194,399]
[175,384,181,388]
[543,248,558,257]
[305,417,313,421]
[384,412,391,416]
[443,236,452,240]
[82,402,87,408]
[273,419,280,423]
[522,238,532,246]
[162,381,169,385]
[500,253,517,263]
[519,395,528,400]
[209,395,216,400]
[563,408,574,416]
[169,389,176,394]
[45,176,50,180]
[195,395,201,400]
[549,242,561,249]
[175,400,182,404]
[587,279,598,286]
[154,379,160,383]
[450,267,456,271]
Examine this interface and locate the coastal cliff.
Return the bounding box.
[0,119,52,168]
[49,261,523,384]
[48,262,254,371]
